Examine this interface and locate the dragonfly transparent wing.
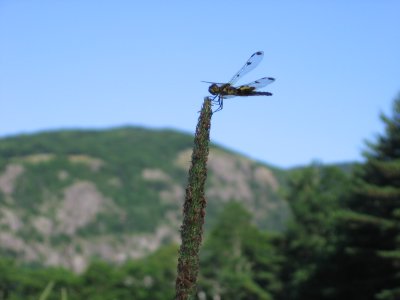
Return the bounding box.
[201,81,225,85]
[228,51,264,85]
[239,77,275,90]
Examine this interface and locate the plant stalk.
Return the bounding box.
[175,98,213,299]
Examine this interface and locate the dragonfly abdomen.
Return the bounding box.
[247,91,273,96]
[234,86,272,96]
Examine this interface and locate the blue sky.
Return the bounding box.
[1,1,399,168]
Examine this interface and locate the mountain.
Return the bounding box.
[0,126,289,272]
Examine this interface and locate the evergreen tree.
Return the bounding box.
[335,96,400,299]
[280,165,350,300]
[198,202,283,300]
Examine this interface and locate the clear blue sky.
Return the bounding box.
[1,1,399,168]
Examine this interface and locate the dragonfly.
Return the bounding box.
[204,51,275,112]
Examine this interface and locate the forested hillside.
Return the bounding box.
[0,126,288,274]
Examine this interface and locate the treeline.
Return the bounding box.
[1,96,399,299]
[279,96,400,300]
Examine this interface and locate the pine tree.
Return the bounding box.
[198,202,283,300]
[280,165,350,300]
[336,96,400,300]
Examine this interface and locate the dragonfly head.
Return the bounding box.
[208,83,220,95]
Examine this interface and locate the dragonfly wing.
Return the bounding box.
[239,77,275,90]
[228,51,264,85]
[201,81,225,85]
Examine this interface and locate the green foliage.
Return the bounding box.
[121,244,178,299]
[0,259,78,300]
[280,164,351,300]
[199,201,283,300]
[38,281,55,300]
[332,95,400,300]
[0,245,178,300]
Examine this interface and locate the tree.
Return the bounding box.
[198,202,283,300]
[335,96,400,300]
[280,164,350,300]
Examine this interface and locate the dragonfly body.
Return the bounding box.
[205,51,275,112]
[208,83,273,97]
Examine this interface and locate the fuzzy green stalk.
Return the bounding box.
[38,281,55,300]
[175,98,213,300]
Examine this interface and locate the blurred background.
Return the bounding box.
[1,1,400,299]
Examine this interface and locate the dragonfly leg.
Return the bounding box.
[210,95,219,103]
[213,97,223,113]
